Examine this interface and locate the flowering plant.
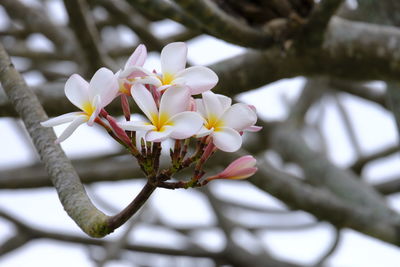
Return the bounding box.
[42,42,260,189]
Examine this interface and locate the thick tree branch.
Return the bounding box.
[268,122,394,219]
[0,153,143,189]
[0,43,153,237]
[296,0,344,48]
[249,156,400,246]
[212,17,400,95]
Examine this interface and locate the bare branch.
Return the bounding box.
[63,0,117,75]
[351,145,399,175]
[249,156,400,246]
[296,0,344,48]
[98,0,165,51]
[174,0,275,48]
[127,0,202,30]
[1,0,76,57]
[313,228,341,267]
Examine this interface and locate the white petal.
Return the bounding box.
[55,115,88,143]
[135,75,163,88]
[159,86,190,118]
[64,74,90,111]
[220,103,257,131]
[41,112,82,127]
[212,127,242,152]
[146,126,174,142]
[131,83,158,124]
[195,99,207,118]
[196,125,213,137]
[161,42,187,75]
[135,131,147,146]
[89,67,119,107]
[217,94,232,112]
[168,111,203,139]
[124,44,147,69]
[175,66,218,95]
[156,84,172,92]
[118,120,156,132]
[202,91,225,119]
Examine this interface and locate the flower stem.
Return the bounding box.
[107,182,156,231]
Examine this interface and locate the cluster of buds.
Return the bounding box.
[41,42,260,188]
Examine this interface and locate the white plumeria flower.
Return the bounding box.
[119,83,204,142]
[117,44,147,95]
[41,68,119,143]
[195,91,257,152]
[132,42,218,95]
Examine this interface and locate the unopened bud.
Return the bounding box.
[206,155,257,182]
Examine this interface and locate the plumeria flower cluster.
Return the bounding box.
[41,42,261,188]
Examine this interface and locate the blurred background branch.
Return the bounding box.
[1,0,400,266]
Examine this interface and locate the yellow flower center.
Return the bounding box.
[205,114,224,131]
[82,101,95,115]
[119,82,131,95]
[161,73,174,86]
[150,112,173,131]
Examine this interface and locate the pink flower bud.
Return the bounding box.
[120,94,131,121]
[106,115,132,146]
[206,155,258,182]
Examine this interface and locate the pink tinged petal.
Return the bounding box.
[196,126,213,137]
[118,120,156,132]
[89,68,119,107]
[220,155,257,177]
[167,111,204,139]
[188,97,196,111]
[124,44,147,69]
[146,125,174,142]
[248,104,257,112]
[212,127,242,152]
[55,115,88,143]
[64,74,90,111]
[202,91,225,119]
[161,42,187,75]
[220,103,257,131]
[244,125,263,132]
[131,83,158,123]
[175,66,218,95]
[220,167,258,180]
[159,86,190,118]
[120,66,153,79]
